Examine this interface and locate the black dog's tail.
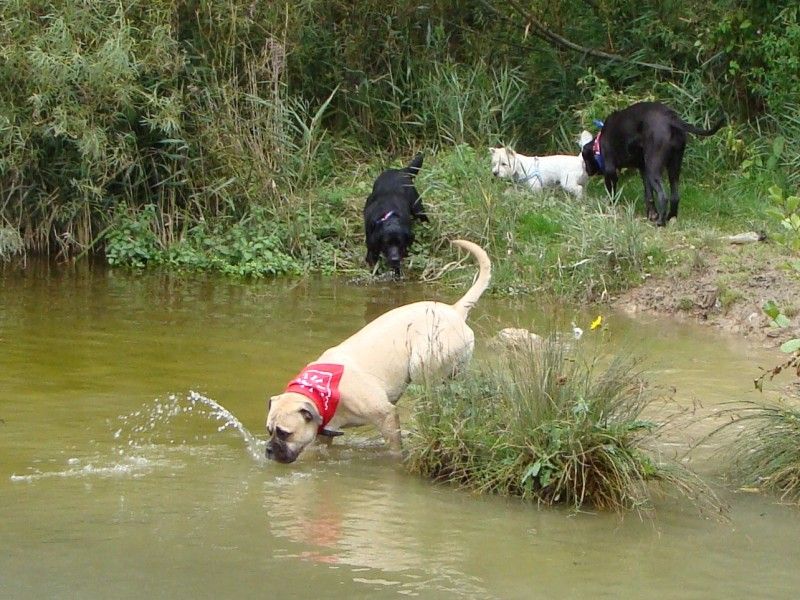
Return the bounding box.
[404,152,424,177]
[450,240,492,321]
[680,118,725,137]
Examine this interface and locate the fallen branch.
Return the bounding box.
[479,0,675,73]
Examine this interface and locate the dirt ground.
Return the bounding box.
[615,237,800,349]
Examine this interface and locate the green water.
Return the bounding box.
[1,260,798,599]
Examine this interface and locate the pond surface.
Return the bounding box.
[1,260,798,599]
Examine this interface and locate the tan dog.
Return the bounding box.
[265,239,492,463]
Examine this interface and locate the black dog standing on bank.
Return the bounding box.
[581,101,724,226]
[363,152,428,276]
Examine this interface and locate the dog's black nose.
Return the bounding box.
[265,441,274,459]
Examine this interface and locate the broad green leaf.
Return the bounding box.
[768,185,783,201]
[522,461,542,482]
[762,300,781,320]
[780,339,800,354]
[766,155,777,171]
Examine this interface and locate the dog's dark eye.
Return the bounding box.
[275,427,291,440]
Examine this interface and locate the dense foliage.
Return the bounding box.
[0,1,797,267]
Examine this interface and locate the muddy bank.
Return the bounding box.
[615,237,800,349]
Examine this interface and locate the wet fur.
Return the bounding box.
[265,239,491,464]
[581,101,724,226]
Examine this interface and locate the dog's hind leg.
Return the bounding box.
[642,144,669,225]
[411,196,429,222]
[377,408,402,454]
[666,146,685,221]
[645,167,669,226]
[640,170,658,222]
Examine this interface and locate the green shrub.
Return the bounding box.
[105,206,162,269]
[766,185,800,254]
[105,205,307,276]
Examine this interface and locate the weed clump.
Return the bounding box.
[708,398,800,505]
[405,340,720,515]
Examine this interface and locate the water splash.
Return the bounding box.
[114,391,267,464]
[10,456,170,482]
[186,391,267,463]
[11,392,267,483]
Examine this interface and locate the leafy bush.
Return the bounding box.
[105,206,162,269]
[105,205,308,276]
[766,185,800,254]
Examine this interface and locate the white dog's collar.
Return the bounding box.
[517,161,542,186]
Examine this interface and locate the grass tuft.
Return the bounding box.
[706,398,800,505]
[405,339,723,515]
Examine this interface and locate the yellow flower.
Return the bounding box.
[590,315,603,330]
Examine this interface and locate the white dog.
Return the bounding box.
[491,131,594,197]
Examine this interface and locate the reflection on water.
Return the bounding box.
[1,260,799,599]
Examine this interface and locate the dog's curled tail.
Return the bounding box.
[404,152,424,177]
[682,118,725,137]
[450,239,492,320]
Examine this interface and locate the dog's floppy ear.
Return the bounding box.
[578,130,593,148]
[299,401,323,425]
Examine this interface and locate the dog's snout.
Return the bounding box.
[265,438,296,463]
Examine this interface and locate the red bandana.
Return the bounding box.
[284,363,344,431]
